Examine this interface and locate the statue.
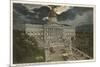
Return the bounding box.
[48,6,58,24]
[48,6,57,17]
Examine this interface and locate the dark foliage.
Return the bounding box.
[13,30,45,64]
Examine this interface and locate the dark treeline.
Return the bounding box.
[13,30,45,63]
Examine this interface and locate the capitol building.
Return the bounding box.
[12,4,93,63]
[24,7,76,61]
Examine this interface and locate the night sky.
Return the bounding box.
[13,3,93,32]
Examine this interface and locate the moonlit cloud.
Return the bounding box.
[59,10,93,27]
[54,6,72,14]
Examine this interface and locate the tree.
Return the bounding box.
[13,30,45,63]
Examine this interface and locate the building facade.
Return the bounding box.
[25,22,75,61]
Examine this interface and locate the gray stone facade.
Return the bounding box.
[25,22,75,61]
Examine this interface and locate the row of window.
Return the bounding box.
[26,31,75,37]
[26,32,43,35]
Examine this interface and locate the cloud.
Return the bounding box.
[13,3,93,27]
[57,7,93,27]
[54,6,72,14]
[57,7,93,21]
[13,3,29,15]
[32,6,50,19]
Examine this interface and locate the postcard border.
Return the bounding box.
[10,1,96,66]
